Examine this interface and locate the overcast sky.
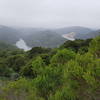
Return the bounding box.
[0,0,100,28]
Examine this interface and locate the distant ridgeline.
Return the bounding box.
[0,25,100,48]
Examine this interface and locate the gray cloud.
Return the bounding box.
[0,0,100,28]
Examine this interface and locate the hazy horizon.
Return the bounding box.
[0,0,100,29]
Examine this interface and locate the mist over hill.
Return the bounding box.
[54,26,93,34]
[0,25,99,49]
[0,0,100,99]
[76,29,100,39]
[0,25,20,44]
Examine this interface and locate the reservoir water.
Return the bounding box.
[16,38,31,51]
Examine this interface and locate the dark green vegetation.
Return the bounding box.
[0,36,100,100]
[0,42,18,50]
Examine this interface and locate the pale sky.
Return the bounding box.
[0,0,100,28]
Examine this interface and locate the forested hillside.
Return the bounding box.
[75,30,100,39]
[0,25,98,48]
[0,36,100,100]
[22,30,66,47]
[0,25,20,44]
[0,41,18,50]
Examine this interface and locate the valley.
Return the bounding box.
[0,0,100,99]
[0,25,99,49]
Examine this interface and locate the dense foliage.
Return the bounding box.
[0,36,100,100]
